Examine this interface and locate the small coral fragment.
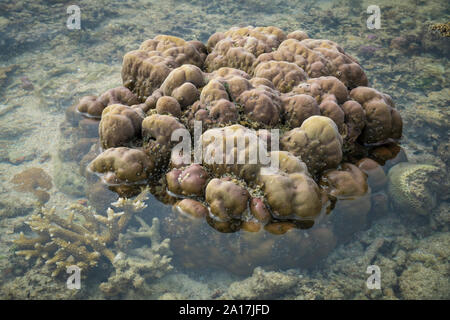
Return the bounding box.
[388,163,440,216]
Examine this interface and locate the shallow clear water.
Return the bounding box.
[0,0,448,300]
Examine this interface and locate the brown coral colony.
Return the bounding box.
[74,26,403,239]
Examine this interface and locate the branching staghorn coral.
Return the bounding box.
[14,188,150,277]
[100,216,173,297]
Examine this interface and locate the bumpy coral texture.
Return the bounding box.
[99,104,145,149]
[281,115,343,174]
[388,163,439,216]
[88,147,154,185]
[76,87,139,118]
[71,26,404,274]
[350,87,403,144]
[122,36,206,99]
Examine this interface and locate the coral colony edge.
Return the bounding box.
[9,25,445,298]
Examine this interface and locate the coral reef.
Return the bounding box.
[281,115,343,173]
[68,25,406,274]
[430,22,450,37]
[258,161,322,221]
[88,147,155,186]
[0,0,448,301]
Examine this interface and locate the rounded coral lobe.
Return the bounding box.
[281,115,343,174]
[99,104,145,150]
[88,147,154,185]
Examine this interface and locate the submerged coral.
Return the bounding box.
[13,189,150,277]
[11,167,52,204]
[65,25,405,274]
[99,216,173,298]
[388,163,440,216]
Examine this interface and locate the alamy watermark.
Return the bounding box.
[171,121,280,171]
[366,5,381,30]
[67,5,81,30]
[66,265,81,290]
